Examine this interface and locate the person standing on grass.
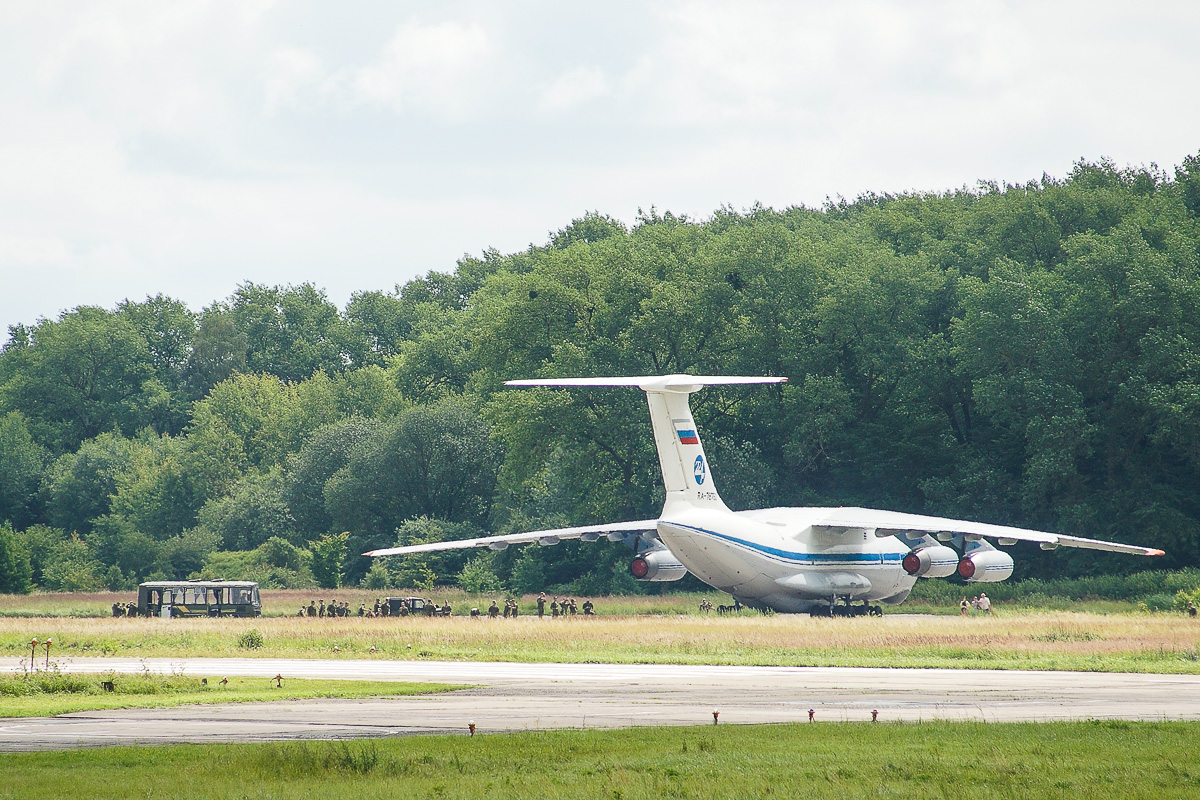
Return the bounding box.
[979,593,992,614]
[960,597,969,616]
[537,593,546,618]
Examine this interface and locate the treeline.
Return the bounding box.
[2,155,1200,595]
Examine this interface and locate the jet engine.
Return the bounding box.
[957,549,1015,582]
[901,545,959,578]
[629,550,688,582]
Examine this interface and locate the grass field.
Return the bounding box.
[1,720,1197,799]
[3,608,1199,674]
[2,584,1188,619]
[0,672,455,718]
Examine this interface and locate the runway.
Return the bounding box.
[3,656,1199,750]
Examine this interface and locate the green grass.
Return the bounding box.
[1,721,1198,799]
[0,672,456,718]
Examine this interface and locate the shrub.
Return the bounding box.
[236,629,265,649]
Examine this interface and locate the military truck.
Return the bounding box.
[384,596,428,616]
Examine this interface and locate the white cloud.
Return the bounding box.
[348,20,494,117]
[262,45,325,113]
[538,66,611,113]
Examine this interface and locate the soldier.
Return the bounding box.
[112,602,123,618]
[537,593,546,618]
[550,598,559,618]
[502,599,511,618]
[582,599,594,616]
[488,600,500,618]
[510,599,519,618]
[297,606,306,616]
[569,598,578,615]
[358,603,366,616]
[373,598,382,616]
[127,601,138,617]
[318,600,326,618]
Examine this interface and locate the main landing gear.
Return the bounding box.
[814,597,882,618]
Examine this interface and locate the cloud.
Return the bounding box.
[0,1,1197,340]
[348,20,494,117]
[538,66,611,113]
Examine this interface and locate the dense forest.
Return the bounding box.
[2,155,1200,596]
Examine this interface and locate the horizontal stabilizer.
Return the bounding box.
[812,507,1164,557]
[363,519,659,557]
[506,374,785,392]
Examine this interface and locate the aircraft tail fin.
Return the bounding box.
[507,375,784,514]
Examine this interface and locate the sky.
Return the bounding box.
[2,0,1199,338]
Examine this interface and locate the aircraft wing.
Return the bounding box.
[813,507,1164,556]
[363,519,660,557]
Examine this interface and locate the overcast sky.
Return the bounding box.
[3,0,1198,338]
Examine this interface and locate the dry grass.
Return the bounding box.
[3,607,1198,673]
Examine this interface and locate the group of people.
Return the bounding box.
[483,599,521,618]
[534,592,595,617]
[959,593,992,615]
[296,599,355,617]
[111,601,139,617]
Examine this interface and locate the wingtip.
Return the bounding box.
[1148,549,1166,556]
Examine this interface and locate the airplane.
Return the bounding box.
[364,375,1164,615]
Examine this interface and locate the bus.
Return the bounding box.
[137,581,262,618]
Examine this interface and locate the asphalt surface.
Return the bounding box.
[3,656,1199,750]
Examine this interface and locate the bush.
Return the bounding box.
[456,554,503,593]
[1137,594,1176,612]
[236,629,265,649]
[360,560,392,590]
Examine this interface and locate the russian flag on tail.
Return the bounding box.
[676,426,700,445]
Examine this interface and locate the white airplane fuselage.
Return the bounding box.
[656,503,915,612]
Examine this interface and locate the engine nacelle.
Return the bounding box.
[629,550,688,582]
[901,545,959,578]
[957,549,1015,583]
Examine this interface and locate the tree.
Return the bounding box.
[286,417,386,541]
[42,432,134,536]
[0,306,161,452]
[117,294,197,433]
[0,522,32,594]
[184,305,248,398]
[324,400,502,552]
[0,411,47,527]
[343,290,410,368]
[310,531,349,589]
[194,468,295,551]
[228,283,349,383]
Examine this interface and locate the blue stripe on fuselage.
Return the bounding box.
[661,522,906,567]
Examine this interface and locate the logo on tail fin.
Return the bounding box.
[693,455,706,485]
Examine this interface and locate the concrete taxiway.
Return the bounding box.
[3,657,1199,750]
